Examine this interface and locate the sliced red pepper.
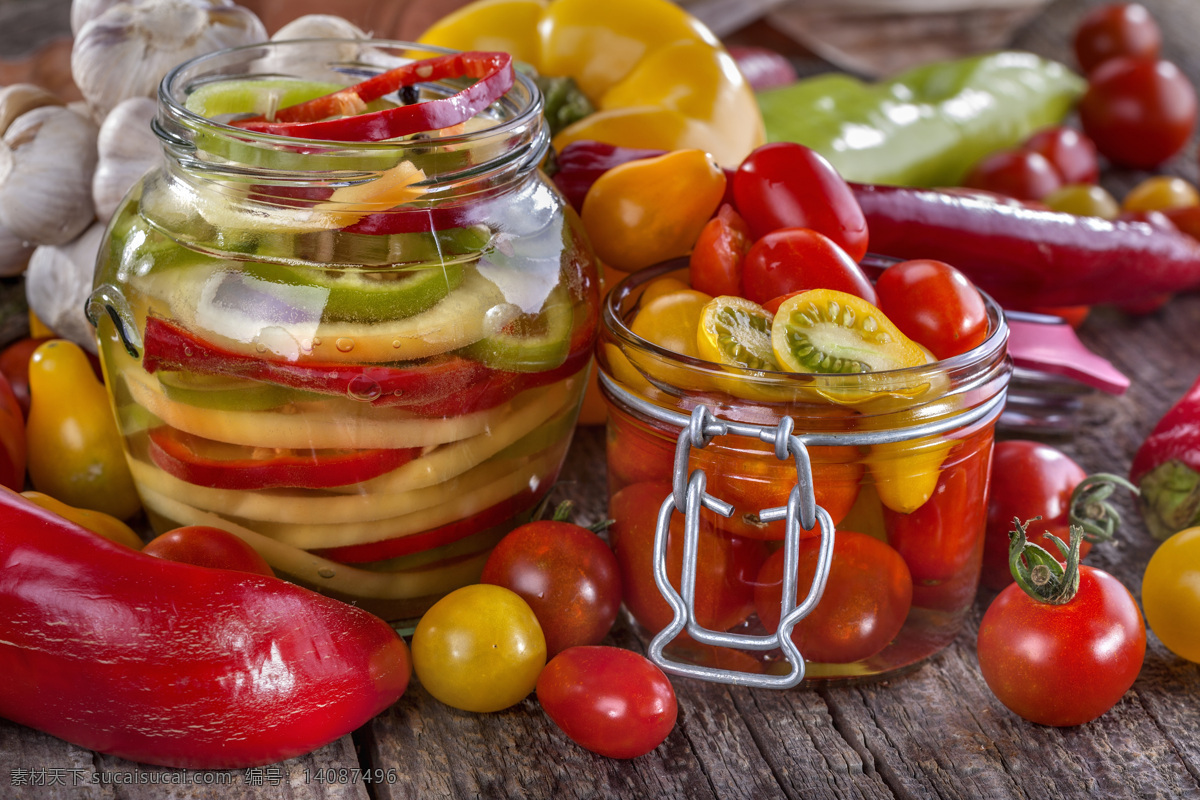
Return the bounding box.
[314,485,552,564]
[147,426,419,491]
[232,52,514,142]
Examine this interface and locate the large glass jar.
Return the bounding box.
[88,39,598,628]
[598,260,1010,685]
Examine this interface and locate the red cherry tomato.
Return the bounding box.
[609,481,766,635]
[689,203,750,298]
[0,336,52,419]
[754,530,912,664]
[537,646,677,759]
[873,259,989,360]
[480,519,623,658]
[142,525,275,576]
[0,372,26,492]
[977,564,1145,726]
[1079,57,1197,169]
[982,441,1089,591]
[741,228,877,307]
[1073,2,1161,74]
[732,142,869,261]
[962,149,1063,202]
[605,416,677,493]
[1022,126,1101,185]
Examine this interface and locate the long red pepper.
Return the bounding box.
[0,488,410,769]
[1130,372,1200,541]
[850,183,1200,309]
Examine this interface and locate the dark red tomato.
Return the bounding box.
[741,228,877,307]
[962,149,1063,202]
[1073,2,1161,74]
[142,525,274,576]
[883,456,987,584]
[1163,204,1200,242]
[0,337,52,419]
[0,372,26,492]
[689,203,750,298]
[754,530,912,664]
[732,141,869,261]
[976,565,1145,726]
[1022,126,1101,185]
[874,259,989,360]
[1079,57,1197,169]
[609,481,766,635]
[982,440,1089,591]
[480,520,623,658]
[536,646,677,759]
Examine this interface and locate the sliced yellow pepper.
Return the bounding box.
[418,0,764,167]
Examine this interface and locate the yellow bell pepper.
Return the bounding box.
[418,0,764,167]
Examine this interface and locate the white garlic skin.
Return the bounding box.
[71,0,236,35]
[71,0,268,123]
[0,106,99,247]
[0,223,36,278]
[93,96,159,224]
[261,15,372,76]
[26,222,108,354]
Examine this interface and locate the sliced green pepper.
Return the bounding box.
[757,52,1085,187]
[457,284,574,372]
[156,371,298,412]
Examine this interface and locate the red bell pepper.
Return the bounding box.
[234,51,514,141]
[1130,372,1200,540]
[146,426,420,491]
[850,183,1200,309]
[0,487,411,769]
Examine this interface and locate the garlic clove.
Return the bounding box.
[0,220,36,279]
[0,106,99,247]
[26,221,108,355]
[260,14,372,75]
[93,96,159,224]
[71,0,268,123]
[0,84,65,136]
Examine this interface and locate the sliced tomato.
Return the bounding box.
[146,426,419,491]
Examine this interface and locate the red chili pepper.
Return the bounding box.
[146,426,420,491]
[0,487,410,769]
[233,52,514,141]
[1130,372,1200,541]
[850,182,1200,309]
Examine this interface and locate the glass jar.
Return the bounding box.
[88,39,598,628]
[597,260,1010,685]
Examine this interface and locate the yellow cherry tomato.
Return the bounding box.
[1142,526,1200,663]
[630,288,712,359]
[21,490,143,549]
[1122,175,1200,212]
[581,149,726,273]
[411,584,547,712]
[697,295,779,371]
[26,340,141,520]
[1042,183,1121,219]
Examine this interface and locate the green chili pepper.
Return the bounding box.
[756,51,1086,187]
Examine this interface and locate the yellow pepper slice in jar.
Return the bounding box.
[418,0,764,167]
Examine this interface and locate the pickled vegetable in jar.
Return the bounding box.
[598,261,1010,684]
[88,40,599,628]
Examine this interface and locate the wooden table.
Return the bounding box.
[4,0,1200,797]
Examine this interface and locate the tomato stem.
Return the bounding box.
[1069,472,1140,543]
[1007,516,1081,605]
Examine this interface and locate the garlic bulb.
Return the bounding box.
[0,106,99,247]
[93,96,159,223]
[26,222,108,354]
[71,0,268,123]
[0,224,35,278]
[0,84,64,136]
[259,15,371,75]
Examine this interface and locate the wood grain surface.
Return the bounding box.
[3,0,1200,798]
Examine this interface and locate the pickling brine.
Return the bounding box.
[89,39,598,627]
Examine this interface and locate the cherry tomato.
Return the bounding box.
[982,440,1089,591]
[696,295,779,373]
[732,142,869,262]
[755,529,912,664]
[1122,175,1200,212]
[689,203,750,298]
[629,287,713,360]
[1022,126,1100,185]
[1042,183,1121,219]
[142,525,274,576]
[609,481,766,635]
[411,584,547,712]
[605,415,677,494]
[741,228,877,307]
[1078,57,1197,169]
[0,372,25,493]
[977,564,1145,726]
[21,490,142,550]
[1141,526,1200,663]
[1073,2,1161,74]
[0,336,52,419]
[536,646,677,759]
[480,519,623,658]
[874,259,988,360]
[1163,204,1200,242]
[962,149,1063,202]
